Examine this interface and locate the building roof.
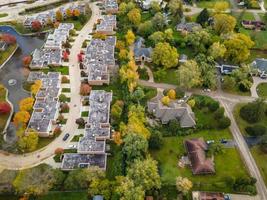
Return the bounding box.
[185,138,215,175]
[252,58,267,72]
[134,37,152,59]
[192,191,225,200]
[93,195,104,200]
[176,22,202,32]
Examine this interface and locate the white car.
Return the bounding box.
[68,144,77,149]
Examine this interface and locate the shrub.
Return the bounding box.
[161,96,170,106]
[214,107,225,119]
[217,116,231,129]
[175,87,185,99]
[149,130,163,150]
[167,89,176,99]
[59,94,68,103]
[187,99,195,108]
[61,76,69,83]
[245,125,266,136]
[240,100,266,123]
[208,101,219,112]
[0,102,11,114]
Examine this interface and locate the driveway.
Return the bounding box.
[250,76,267,98]
[0,2,100,170]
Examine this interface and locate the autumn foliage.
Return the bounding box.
[0,102,11,114]
[112,131,123,146]
[63,51,69,61]
[31,20,42,32]
[13,111,30,127]
[23,56,32,67]
[55,147,64,155]
[1,34,16,44]
[31,80,42,95]
[19,97,35,111]
[80,83,92,96]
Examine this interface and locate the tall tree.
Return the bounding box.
[125,30,135,46]
[214,1,229,13]
[186,29,212,53]
[176,176,193,195]
[31,80,42,95]
[127,8,141,26]
[18,130,39,152]
[208,42,226,60]
[214,14,236,34]
[19,97,35,112]
[13,111,30,127]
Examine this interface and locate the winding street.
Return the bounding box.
[0,2,100,170]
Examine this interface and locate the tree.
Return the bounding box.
[208,42,226,60]
[2,34,16,44]
[127,8,141,26]
[152,12,165,30]
[125,30,135,46]
[73,9,80,17]
[168,0,183,21]
[55,148,64,155]
[214,14,236,34]
[119,49,128,61]
[92,32,107,40]
[22,56,32,67]
[167,89,176,99]
[222,76,236,90]
[111,100,124,121]
[119,2,127,15]
[18,130,39,152]
[224,33,254,64]
[0,102,11,114]
[196,8,210,26]
[131,87,145,103]
[186,29,212,53]
[175,87,185,99]
[60,103,69,113]
[149,130,163,149]
[115,176,145,200]
[66,8,72,18]
[260,135,267,153]
[59,94,68,103]
[176,176,193,195]
[214,1,229,13]
[13,164,64,196]
[151,1,161,13]
[138,20,154,37]
[127,157,161,191]
[112,131,123,146]
[177,60,202,89]
[240,99,266,123]
[149,31,165,44]
[64,167,105,190]
[75,118,85,126]
[31,80,42,95]
[152,42,178,69]
[217,116,231,129]
[56,10,63,21]
[61,76,69,83]
[19,97,34,111]
[245,125,266,136]
[63,51,69,62]
[122,133,148,163]
[161,96,170,106]
[13,111,30,127]
[187,99,196,108]
[80,83,91,96]
[239,79,252,92]
[31,20,42,32]
[88,178,114,200]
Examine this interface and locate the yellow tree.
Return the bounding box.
[127,8,141,26]
[66,9,72,18]
[125,30,135,46]
[31,80,42,95]
[73,9,80,17]
[112,131,123,146]
[56,10,63,21]
[176,176,193,195]
[18,129,39,152]
[167,89,176,99]
[119,49,128,60]
[213,1,229,13]
[14,111,31,127]
[19,97,35,111]
[161,96,170,106]
[214,14,236,34]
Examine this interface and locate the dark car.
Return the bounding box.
[63,133,70,141]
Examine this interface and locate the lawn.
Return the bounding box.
[0,44,17,66]
[81,111,89,117]
[37,137,54,150]
[0,86,11,133]
[41,66,69,75]
[0,21,31,34]
[153,68,179,85]
[151,129,248,193]
[0,13,8,18]
[233,103,267,136]
[239,28,267,50]
[251,146,267,186]
[256,82,267,98]
[62,88,71,93]
[196,0,230,8]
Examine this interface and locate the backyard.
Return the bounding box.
[150,129,249,193]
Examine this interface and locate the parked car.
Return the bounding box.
[220,139,228,144]
[206,140,215,145]
[68,144,77,149]
[63,133,70,141]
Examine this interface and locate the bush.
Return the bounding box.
[240,100,266,123]
[217,116,231,129]
[175,87,185,99]
[208,101,219,112]
[214,107,225,119]
[245,125,266,136]
[149,130,163,150]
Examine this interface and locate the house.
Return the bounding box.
[147,93,196,128]
[252,58,267,78]
[241,20,266,30]
[93,195,104,200]
[185,138,215,175]
[95,15,117,35]
[192,191,225,200]
[218,64,239,75]
[26,72,61,137]
[104,0,118,14]
[137,0,163,10]
[61,90,112,171]
[134,37,153,62]
[176,22,202,33]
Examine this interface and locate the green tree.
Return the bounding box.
[176,176,193,195]
[119,2,127,15]
[196,8,210,26]
[138,21,154,37]
[240,99,266,123]
[88,178,114,199]
[127,157,161,191]
[149,31,165,44]
[152,12,165,30]
[186,29,212,53]
[111,100,124,121]
[152,42,178,68]
[122,133,148,164]
[214,1,229,13]
[151,1,161,13]
[168,0,183,21]
[18,130,39,152]
[149,130,163,149]
[127,8,141,26]
[177,60,202,89]
[214,14,236,34]
[208,42,226,60]
[222,76,236,90]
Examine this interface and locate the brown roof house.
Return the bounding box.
[185,138,215,175]
[147,93,196,128]
[192,191,225,200]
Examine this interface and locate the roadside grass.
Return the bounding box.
[233,103,267,136]
[0,87,11,133]
[256,82,267,98]
[0,44,17,66]
[37,137,54,150]
[251,146,267,186]
[62,88,71,93]
[196,0,230,8]
[150,129,248,193]
[41,66,69,75]
[0,13,8,18]
[71,134,83,142]
[222,83,251,96]
[81,111,89,117]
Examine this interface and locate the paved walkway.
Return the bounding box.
[250,77,267,98]
[0,2,99,170]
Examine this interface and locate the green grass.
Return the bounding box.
[196,0,230,8]
[0,21,31,34]
[256,83,267,98]
[241,12,255,20]
[62,88,71,93]
[41,66,69,75]
[233,103,267,136]
[222,82,251,96]
[71,134,83,142]
[153,68,179,85]
[37,191,88,200]
[0,87,11,133]
[151,130,248,192]
[0,44,17,66]
[251,146,267,186]
[239,27,267,50]
[81,111,89,117]
[141,11,153,22]
[0,13,8,18]
[37,137,54,150]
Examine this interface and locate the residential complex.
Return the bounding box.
[95,15,116,35]
[103,0,118,14]
[61,90,112,170]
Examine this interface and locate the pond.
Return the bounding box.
[0,26,46,112]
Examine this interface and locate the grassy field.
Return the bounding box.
[0,86,11,133]
[0,44,17,66]
[153,68,179,85]
[256,83,267,98]
[196,0,230,8]
[151,129,248,192]
[251,146,267,186]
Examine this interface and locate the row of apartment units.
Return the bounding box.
[26,72,61,137]
[30,23,74,69]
